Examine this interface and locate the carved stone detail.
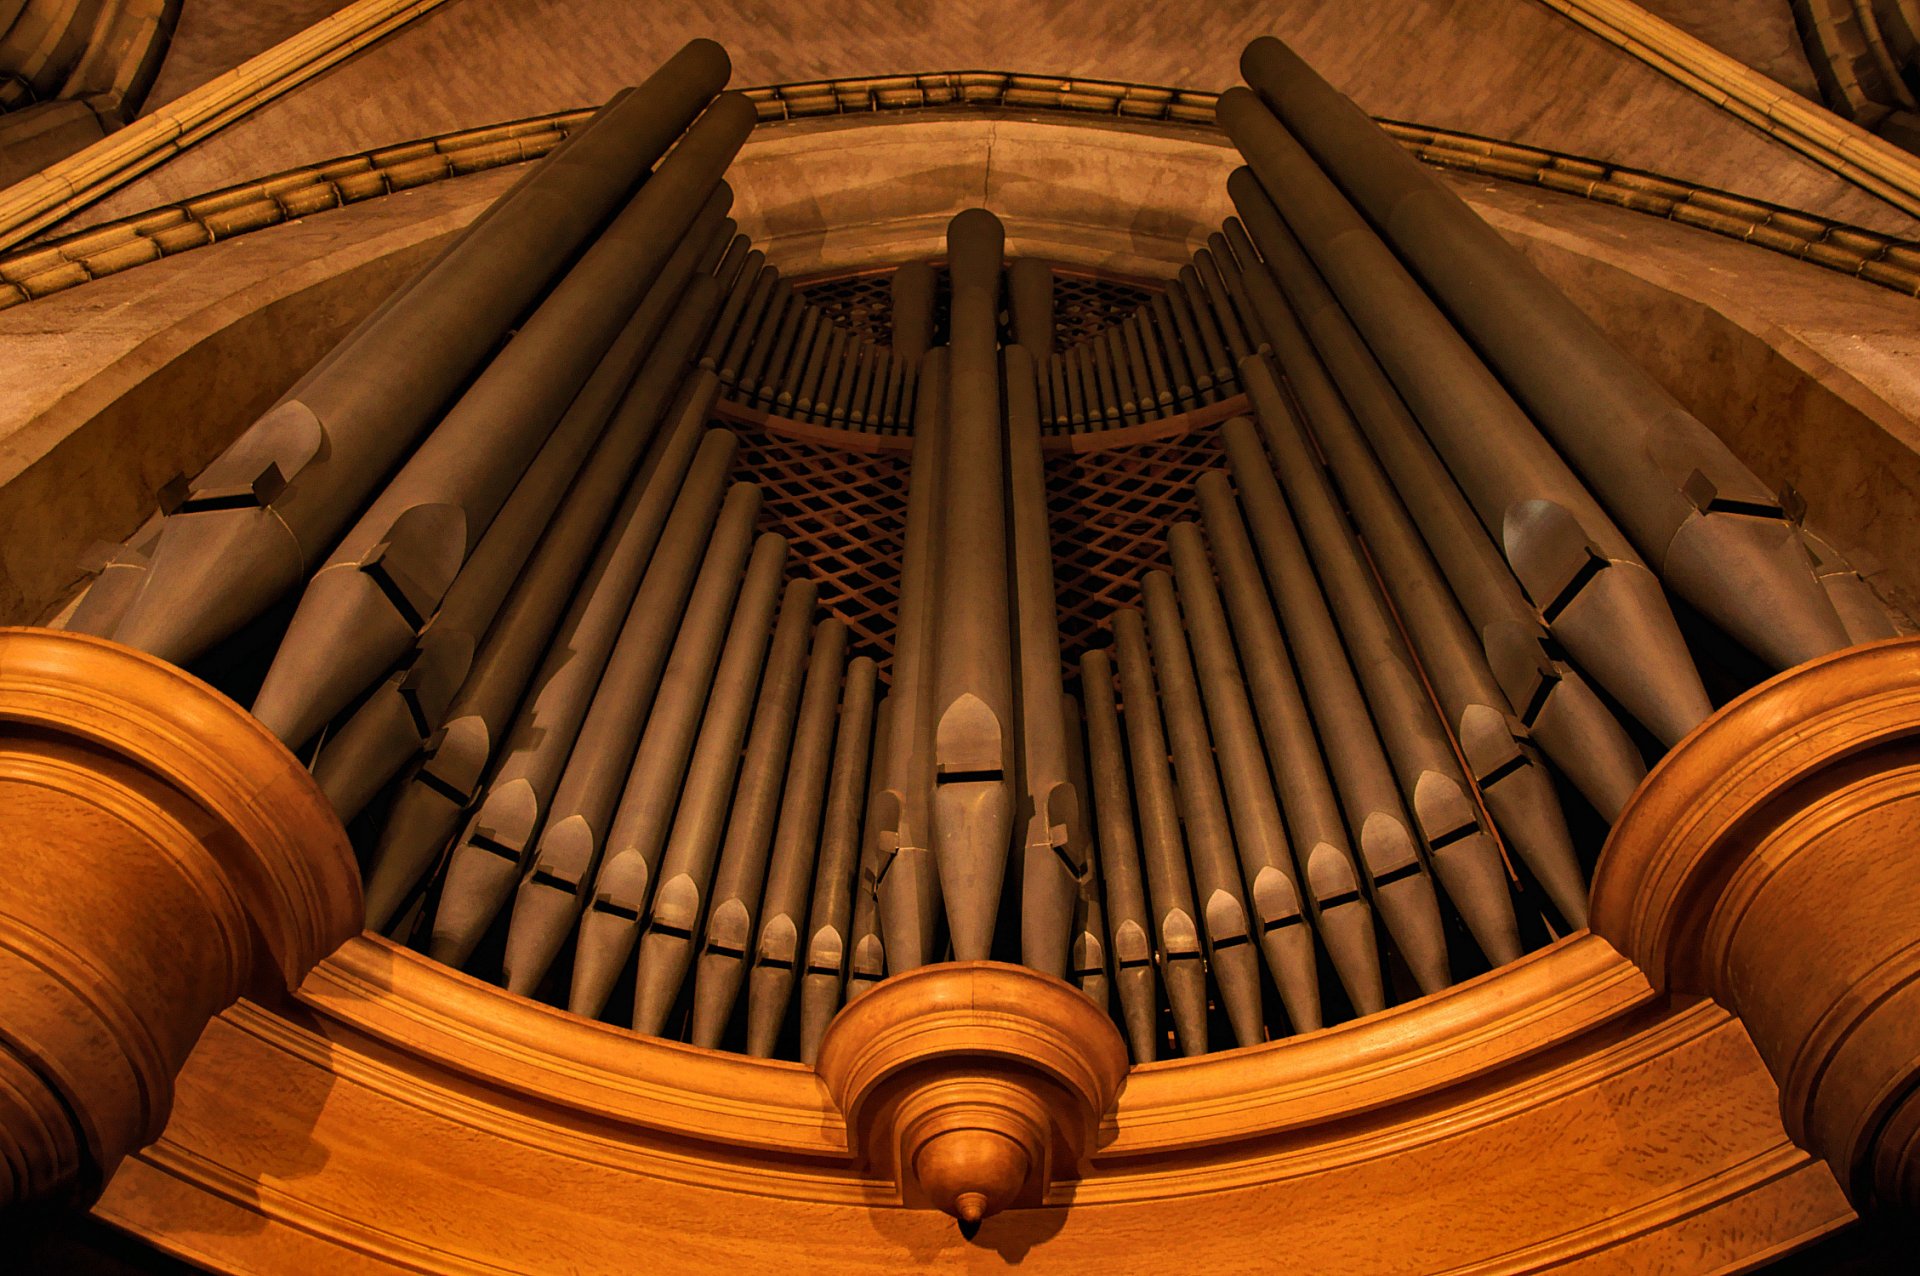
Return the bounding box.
[0,627,361,1214]
[814,961,1127,1225]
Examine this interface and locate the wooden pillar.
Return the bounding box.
[1594,636,1920,1217]
[0,628,361,1215]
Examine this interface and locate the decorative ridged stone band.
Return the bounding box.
[5,70,1920,312]
[0,0,457,252]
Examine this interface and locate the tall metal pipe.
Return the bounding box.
[891,261,936,363]
[1191,483,1383,1014]
[430,468,754,973]
[641,577,817,1039]
[795,660,880,1062]
[1228,249,1591,929]
[1216,92,1713,748]
[1008,345,1080,978]
[1110,610,1210,1056]
[1224,417,1521,969]
[1141,571,1277,1047]
[875,349,949,974]
[1239,37,1849,672]
[1230,172,1647,821]
[570,532,789,1019]
[1008,257,1055,356]
[1195,471,1450,993]
[248,98,753,749]
[931,208,1017,963]
[744,621,850,1057]
[105,41,734,666]
[1080,648,1161,1061]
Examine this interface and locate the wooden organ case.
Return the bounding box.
[4,34,1919,1275]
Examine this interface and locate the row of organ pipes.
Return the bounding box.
[56,38,1903,1064]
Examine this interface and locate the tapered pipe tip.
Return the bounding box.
[1162,956,1211,1057]
[1663,510,1850,671]
[111,508,303,664]
[633,931,692,1037]
[253,565,418,749]
[311,687,417,824]
[689,951,745,1048]
[500,878,584,997]
[360,784,466,933]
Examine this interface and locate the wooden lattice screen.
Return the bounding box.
[723,419,910,672]
[722,408,1230,678]
[1045,420,1230,660]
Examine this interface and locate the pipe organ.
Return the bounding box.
[7,32,1920,1273]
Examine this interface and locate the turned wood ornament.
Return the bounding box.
[0,628,361,1214]
[1594,636,1920,1215]
[815,961,1127,1225]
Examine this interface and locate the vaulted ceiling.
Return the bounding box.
[48,0,1920,237]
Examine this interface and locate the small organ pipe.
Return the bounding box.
[1008,345,1080,978]
[1111,610,1211,1056]
[743,621,850,1057]
[569,532,789,1019]
[796,660,880,1064]
[875,350,950,975]
[1196,471,1451,994]
[641,577,817,1039]
[1141,571,1280,1047]
[1080,648,1161,1061]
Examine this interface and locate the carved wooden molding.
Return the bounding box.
[1594,635,1920,1213]
[0,627,360,1210]
[815,962,1127,1224]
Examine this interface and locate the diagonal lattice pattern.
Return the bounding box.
[723,419,910,673]
[1055,270,1161,350]
[1045,421,1229,660]
[793,270,897,347]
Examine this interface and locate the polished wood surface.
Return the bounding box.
[816,962,1127,1222]
[0,627,361,1210]
[15,634,1920,1265]
[1595,636,1920,1213]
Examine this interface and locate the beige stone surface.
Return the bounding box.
[1461,172,1920,619]
[0,164,519,625]
[64,0,1920,238]
[7,113,1920,638]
